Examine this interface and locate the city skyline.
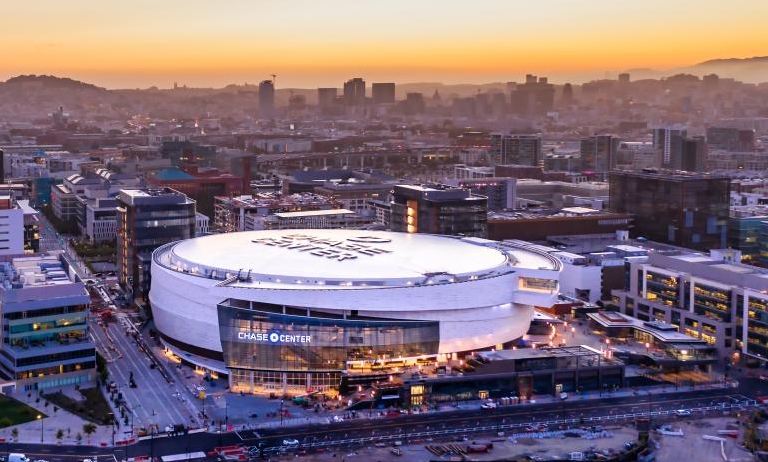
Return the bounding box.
[2,0,767,89]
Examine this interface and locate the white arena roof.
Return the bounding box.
[166,230,511,283]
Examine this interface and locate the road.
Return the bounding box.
[2,387,758,461]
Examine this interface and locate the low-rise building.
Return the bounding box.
[0,254,95,391]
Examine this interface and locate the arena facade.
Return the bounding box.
[149,230,561,394]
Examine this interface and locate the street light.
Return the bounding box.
[369,391,376,417]
[279,399,284,426]
[108,412,116,446]
[37,414,43,443]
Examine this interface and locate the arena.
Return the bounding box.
[149,230,561,394]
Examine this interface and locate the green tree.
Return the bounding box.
[0,417,12,428]
[82,422,97,443]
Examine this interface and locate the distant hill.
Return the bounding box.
[2,74,106,91]
[683,56,768,84]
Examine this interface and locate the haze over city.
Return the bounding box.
[3,0,768,89]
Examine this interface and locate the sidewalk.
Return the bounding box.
[0,387,116,447]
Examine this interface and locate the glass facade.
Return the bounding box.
[217,299,440,373]
[117,189,196,301]
[738,294,768,358]
[609,171,729,250]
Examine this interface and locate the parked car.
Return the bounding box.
[674,409,691,416]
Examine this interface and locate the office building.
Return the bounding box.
[116,188,196,304]
[371,83,395,104]
[652,128,704,171]
[490,134,542,166]
[0,254,95,391]
[706,127,755,152]
[611,248,768,363]
[0,196,26,256]
[258,80,275,117]
[509,74,555,115]
[390,184,487,237]
[343,78,366,106]
[608,170,730,251]
[149,229,560,394]
[317,88,338,114]
[449,178,516,211]
[580,135,619,177]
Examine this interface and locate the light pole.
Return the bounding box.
[279,399,284,426]
[369,391,375,417]
[37,414,43,443]
[108,412,116,446]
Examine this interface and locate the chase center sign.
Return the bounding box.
[237,330,312,345]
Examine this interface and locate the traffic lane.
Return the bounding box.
[108,325,187,428]
[103,320,189,429]
[238,388,744,445]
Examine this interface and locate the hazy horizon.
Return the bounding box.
[2,0,767,90]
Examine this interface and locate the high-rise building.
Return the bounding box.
[0,254,95,391]
[404,93,425,115]
[258,80,275,117]
[490,133,542,166]
[652,127,686,168]
[390,184,487,237]
[681,136,706,173]
[509,74,555,114]
[371,82,395,104]
[317,88,337,107]
[117,188,196,304]
[608,170,730,250]
[580,135,620,176]
[343,78,366,106]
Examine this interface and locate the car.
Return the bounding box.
[282,438,299,447]
[674,409,691,416]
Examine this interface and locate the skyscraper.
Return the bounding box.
[509,75,554,114]
[343,78,366,106]
[258,79,275,117]
[371,82,395,104]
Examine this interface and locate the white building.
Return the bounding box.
[150,230,561,394]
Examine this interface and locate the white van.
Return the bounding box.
[8,454,31,462]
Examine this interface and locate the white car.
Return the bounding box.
[282,438,300,447]
[674,409,691,416]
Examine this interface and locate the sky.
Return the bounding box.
[1,0,766,89]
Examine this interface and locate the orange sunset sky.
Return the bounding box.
[1,0,766,89]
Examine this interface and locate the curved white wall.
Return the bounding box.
[150,253,554,366]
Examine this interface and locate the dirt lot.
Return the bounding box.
[270,416,755,462]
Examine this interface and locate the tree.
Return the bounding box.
[82,422,97,443]
[0,417,12,428]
